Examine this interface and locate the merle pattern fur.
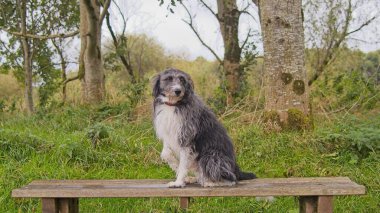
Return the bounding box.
[153,68,256,187]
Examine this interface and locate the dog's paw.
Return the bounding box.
[184,177,198,184]
[168,181,185,188]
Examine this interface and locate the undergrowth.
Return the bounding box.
[0,107,379,212]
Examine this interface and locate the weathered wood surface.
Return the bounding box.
[12,177,365,198]
[179,197,190,209]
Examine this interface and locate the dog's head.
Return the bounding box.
[152,68,194,106]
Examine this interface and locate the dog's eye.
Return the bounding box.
[179,76,186,83]
[165,76,173,81]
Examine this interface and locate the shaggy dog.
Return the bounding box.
[152,68,256,188]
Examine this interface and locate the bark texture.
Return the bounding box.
[19,0,34,114]
[79,0,106,104]
[260,0,310,123]
[216,0,241,105]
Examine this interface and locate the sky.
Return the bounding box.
[3,0,376,70]
[107,0,260,60]
[104,0,380,61]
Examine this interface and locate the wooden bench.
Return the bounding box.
[12,177,365,213]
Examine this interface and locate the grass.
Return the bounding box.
[0,105,379,212]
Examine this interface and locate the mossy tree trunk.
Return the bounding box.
[216,0,241,106]
[79,0,110,104]
[19,0,34,114]
[260,0,310,129]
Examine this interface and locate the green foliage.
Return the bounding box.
[0,100,5,112]
[238,41,258,99]
[157,0,181,14]
[315,115,380,159]
[0,0,79,110]
[104,34,169,82]
[310,49,380,112]
[34,42,62,107]
[0,109,379,212]
[262,110,281,124]
[86,123,111,148]
[122,80,148,109]
[207,82,228,114]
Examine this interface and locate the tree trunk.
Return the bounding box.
[260,0,310,125]
[79,0,105,104]
[216,0,241,106]
[19,0,34,114]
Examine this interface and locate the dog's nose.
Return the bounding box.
[174,90,181,96]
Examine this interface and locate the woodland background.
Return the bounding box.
[0,0,379,212]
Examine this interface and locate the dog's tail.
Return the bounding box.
[236,166,257,180]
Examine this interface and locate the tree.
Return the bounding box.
[51,38,75,104]
[0,0,79,113]
[181,0,257,105]
[258,0,310,130]
[104,34,168,79]
[304,0,380,86]
[79,0,111,104]
[104,0,137,83]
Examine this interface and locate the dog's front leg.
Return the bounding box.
[161,145,178,172]
[168,148,191,188]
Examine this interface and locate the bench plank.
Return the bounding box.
[12,177,365,198]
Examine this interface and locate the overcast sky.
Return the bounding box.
[54,0,380,70]
[104,0,380,61]
[106,0,260,60]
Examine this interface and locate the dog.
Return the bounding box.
[152,68,256,188]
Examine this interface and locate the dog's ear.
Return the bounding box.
[186,75,194,92]
[152,74,160,97]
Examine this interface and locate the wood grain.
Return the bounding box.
[180,197,190,209]
[12,177,365,198]
[317,196,333,213]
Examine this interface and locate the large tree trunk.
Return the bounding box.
[79,0,105,104]
[216,0,241,106]
[19,0,34,114]
[260,0,310,126]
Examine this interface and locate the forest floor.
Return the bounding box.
[0,105,379,212]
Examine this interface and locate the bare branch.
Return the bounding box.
[99,0,112,24]
[63,75,80,84]
[199,0,219,20]
[112,0,127,35]
[347,16,378,35]
[181,2,223,64]
[240,4,250,13]
[240,28,252,50]
[105,8,136,83]
[240,10,257,22]
[1,28,79,40]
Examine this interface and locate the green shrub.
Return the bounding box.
[86,123,112,148]
[315,115,380,159]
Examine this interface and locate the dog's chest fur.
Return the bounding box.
[154,104,182,155]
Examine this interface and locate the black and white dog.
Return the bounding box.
[152,68,256,188]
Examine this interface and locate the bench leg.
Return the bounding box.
[299,196,333,213]
[180,197,190,210]
[42,198,79,213]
